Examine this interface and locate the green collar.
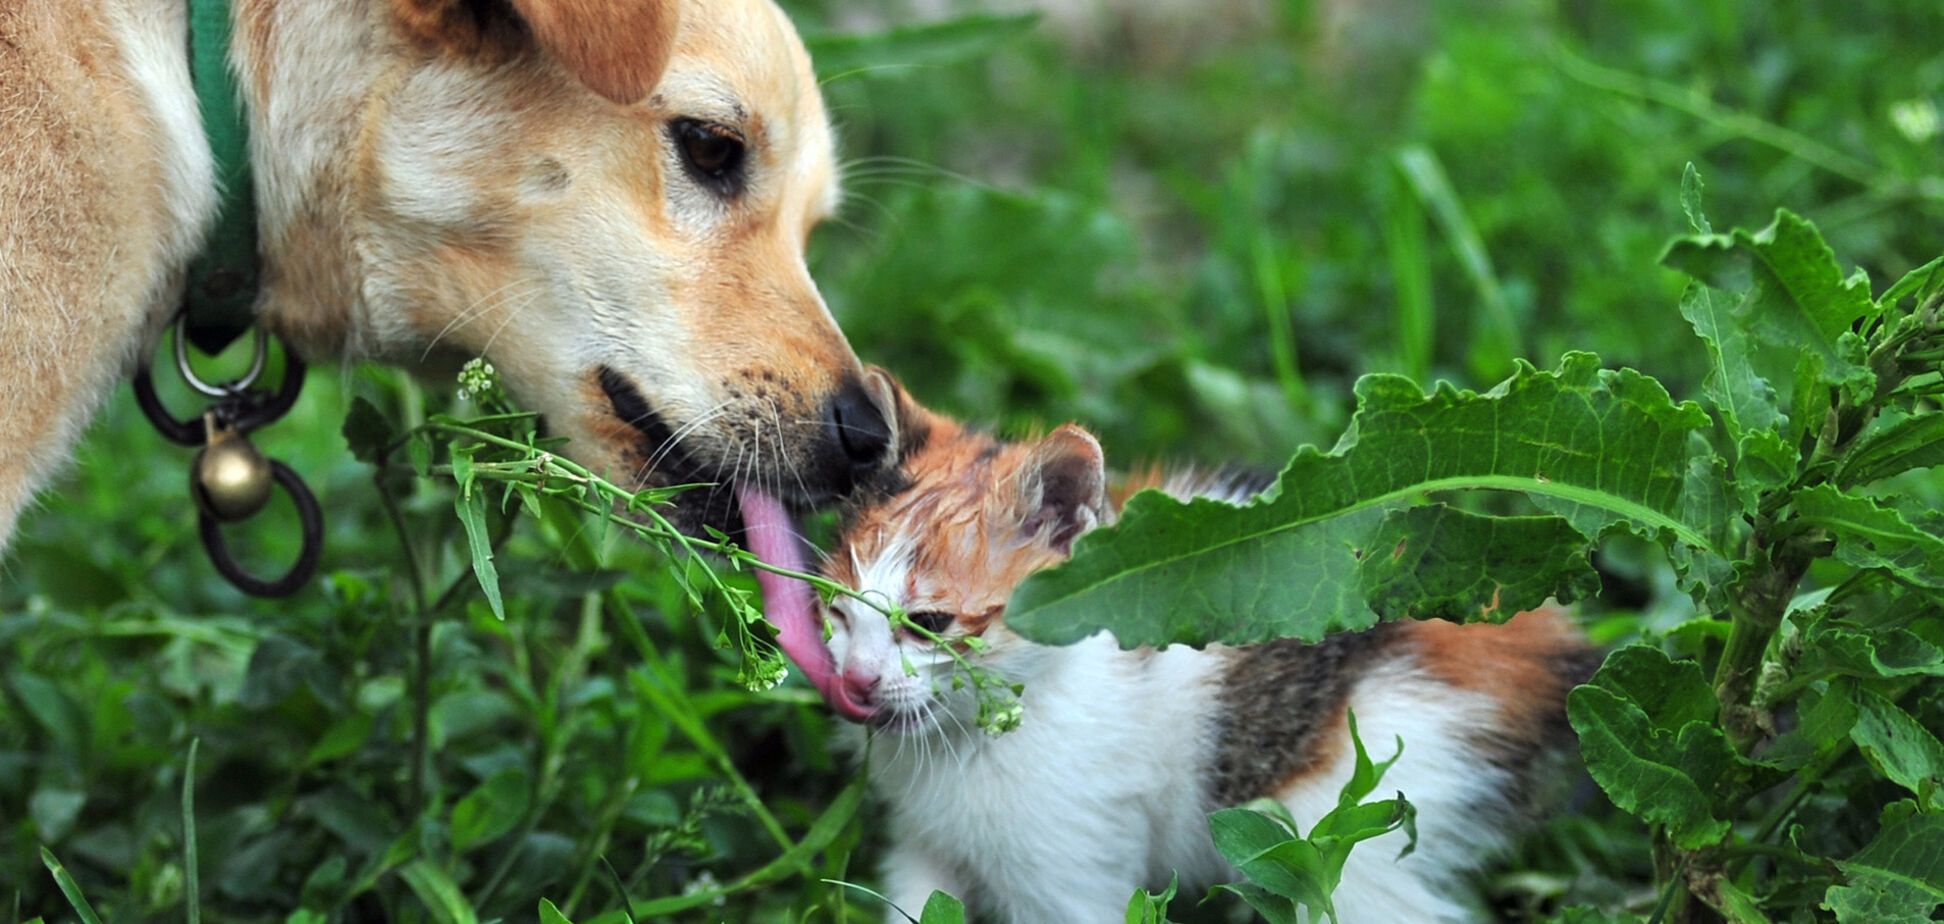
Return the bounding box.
[184,0,259,355]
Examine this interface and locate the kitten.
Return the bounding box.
[820,384,1599,924]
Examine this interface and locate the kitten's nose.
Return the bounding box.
[841,667,879,705]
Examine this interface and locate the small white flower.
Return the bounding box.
[1891,98,1940,143]
[456,357,503,401]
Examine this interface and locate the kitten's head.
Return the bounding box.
[820,376,1108,732]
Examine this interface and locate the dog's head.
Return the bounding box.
[287,0,887,528]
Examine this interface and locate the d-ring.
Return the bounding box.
[175,314,268,397]
[198,458,324,597]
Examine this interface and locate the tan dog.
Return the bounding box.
[0,0,891,554]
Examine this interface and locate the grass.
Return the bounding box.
[4,0,1941,920]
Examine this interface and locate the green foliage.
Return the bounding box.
[1020,166,1944,919]
[8,0,1944,921]
[1208,714,1415,923]
[1011,353,1710,647]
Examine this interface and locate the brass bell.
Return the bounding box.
[193,417,274,522]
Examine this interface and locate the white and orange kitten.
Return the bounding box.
[818,386,1597,923]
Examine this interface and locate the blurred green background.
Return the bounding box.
[4,0,1940,919]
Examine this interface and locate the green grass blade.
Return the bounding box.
[1382,162,1434,384]
[183,738,201,924]
[38,848,104,924]
[1394,145,1520,381]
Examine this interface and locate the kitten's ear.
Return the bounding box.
[1016,425,1108,553]
[392,0,679,105]
[861,365,932,467]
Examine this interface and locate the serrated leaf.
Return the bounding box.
[1835,409,1944,487]
[1680,164,1713,235]
[1849,688,1944,808]
[805,13,1037,82]
[918,891,967,924]
[1662,209,1877,386]
[1356,506,1599,624]
[1791,485,1944,589]
[1567,647,1739,849]
[1793,613,1944,682]
[1735,428,1797,512]
[1825,812,1944,922]
[1011,354,1723,647]
[1680,280,1782,442]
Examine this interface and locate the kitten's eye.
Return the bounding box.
[904,611,956,638]
[669,118,746,197]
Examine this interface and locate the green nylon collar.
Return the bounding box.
[184,0,258,355]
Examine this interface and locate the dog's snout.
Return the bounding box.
[826,377,892,472]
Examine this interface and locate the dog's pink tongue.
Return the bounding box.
[736,486,875,722]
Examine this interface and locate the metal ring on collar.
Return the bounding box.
[174,313,268,397]
[197,458,324,597]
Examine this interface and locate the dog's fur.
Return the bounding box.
[0,0,877,550]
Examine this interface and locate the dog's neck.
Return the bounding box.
[221,0,387,359]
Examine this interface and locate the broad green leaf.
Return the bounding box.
[1662,209,1877,386]
[303,712,374,766]
[397,860,480,924]
[1760,680,1859,771]
[341,396,397,464]
[1567,647,1739,849]
[1791,485,1944,588]
[450,766,531,852]
[1356,506,1599,624]
[1835,409,1944,487]
[1825,812,1944,922]
[919,891,968,924]
[805,13,1037,82]
[538,899,574,924]
[1210,881,1299,924]
[1011,354,1722,647]
[1849,689,1944,808]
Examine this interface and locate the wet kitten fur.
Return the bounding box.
[821,386,1598,924]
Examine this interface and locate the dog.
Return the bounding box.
[0,0,893,567]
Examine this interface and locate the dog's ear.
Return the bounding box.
[1013,424,1107,554]
[392,0,679,105]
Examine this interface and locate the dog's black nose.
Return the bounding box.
[826,377,892,471]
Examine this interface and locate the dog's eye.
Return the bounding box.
[670,118,746,196]
[904,610,956,639]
